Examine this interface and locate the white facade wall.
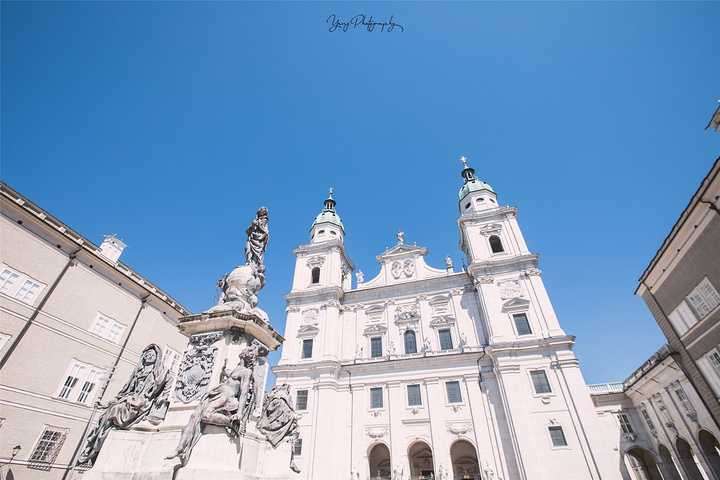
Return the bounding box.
[274,175,621,480]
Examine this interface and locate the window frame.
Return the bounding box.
[530,370,552,395]
[438,328,454,351]
[407,384,422,407]
[293,438,303,456]
[369,386,384,410]
[513,312,533,336]
[0,264,46,306]
[163,346,182,374]
[301,338,314,359]
[445,380,463,405]
[687,277,720,319]
[548,425,569,448]
[55,360,105,405]
[370,336,383,358]
[617,413,634,434]
[311,267,321,284]
[488,234,505,254]
[404,329,418,354]
[296,389,309,411]
[89,313,126,344]
[28,426,69,464]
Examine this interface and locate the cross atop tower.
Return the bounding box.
[461,156,468,168]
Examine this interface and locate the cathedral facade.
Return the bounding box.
[273,162,621,480]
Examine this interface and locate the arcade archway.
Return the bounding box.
[450,439,480,479]
[698,429,720,479]
[408,441,435,479]
[657,444,682,480]
[368,443,391,480]
[624,447,663,480]
[676,437,706,480]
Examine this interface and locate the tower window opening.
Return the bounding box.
[302,339,313,359]
[404,330,417,354]
[489,198,496,204]
[489,235,504,253]
[330,231,336,235]
[318,230,325,234]
[311,267,320,284]
[465,202,471,210]
[438,329,453,350]
[477,198,484,202]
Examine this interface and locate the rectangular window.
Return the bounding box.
[301,339,313,359]
[687,278,720,319]
[296,390,309,410]
[668,301,699,336]
[370,337,383,358]
[293,438,302,456]
[514,313,532,336]
[76,368,102,404]
[58,363,86,399]
[549,426,568,447]
[641,409,656,431]
[407,384,422,406]
[14,279,41,304]
[530,370,552,394]
[56,361,104,405]
[0,333,11,351]
[446,381,462,404]
[370,387,383,409]
[674,387,695,414]
[90,314,126,344]
[617,413,634,434]
[29,427,68,464]
[0,268,19,294]
[439,329,453,350]
[163,346,182,374]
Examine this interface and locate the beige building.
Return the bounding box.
[0,181,191,480]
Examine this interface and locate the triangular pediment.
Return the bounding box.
[363,324,388,336]
[502,298,531,311]
[297,324,320,336]
[376,243,428,263]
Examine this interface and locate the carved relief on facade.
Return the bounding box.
[390,259,416,279]
[446,422,473,435]
[366,306,384,323]
[429,296,450,316]
[321,299,342,310]
[498,279,524,300]
[522,268,542,277]
[301,309,319,326]
[366,427,389,438]
[394,304,420,322]
[306,256,325,268]
[285,305,300,313]
[363,323,388,336]
[475,275,494,285]
[479,223,502,237]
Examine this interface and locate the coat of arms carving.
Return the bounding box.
[173,345,218,403]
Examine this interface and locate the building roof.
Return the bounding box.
[458,162,494,200]
[636,156,720,292]
[310,191,345,233]
[0,181,192,316]
[706,102,720,132]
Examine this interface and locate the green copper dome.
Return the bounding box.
[458,163,494,200]
[310,192,345,233]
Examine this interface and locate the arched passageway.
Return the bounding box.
[450,439,480,479]
[408,441,434,479]
[676,437,707,480]
[625,448,663,480]
[657,444,683,480]
[368,443,391,480]
[698,430,720,480]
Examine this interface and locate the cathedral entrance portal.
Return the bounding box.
[408,441,435,479]
[368,443,391,480]
[450,440,480,479]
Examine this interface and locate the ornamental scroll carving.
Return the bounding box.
[498,280,524,300]
[394,304,419,322]
[446,423,473,435]
[301,309,319,326]
[391,260,416,279]
[306,256,325,268]
[366,427,389,439]
[174,345,219,404]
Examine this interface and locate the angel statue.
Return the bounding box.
[245,206,269,273]
[78,344,168,465]
[166,340,269,465]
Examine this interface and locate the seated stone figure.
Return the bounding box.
[257,383,301,473]
[78,344,168,466]
[166,340,269,466]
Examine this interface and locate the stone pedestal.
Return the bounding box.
[83,310,293,480]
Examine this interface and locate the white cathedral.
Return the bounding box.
[273,160,620,480]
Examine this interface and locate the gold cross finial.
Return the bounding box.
[329,187,333,197]
[461,156,468,168]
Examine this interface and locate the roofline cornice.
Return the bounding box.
[0,181,192,316]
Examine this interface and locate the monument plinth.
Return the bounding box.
[81,207,301,480]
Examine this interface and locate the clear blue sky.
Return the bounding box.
[2,1,719,387]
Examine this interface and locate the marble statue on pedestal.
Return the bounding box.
[78,344,169,466]
[207,207,270,321]
[257,383,301,473]
[166,340,269,465]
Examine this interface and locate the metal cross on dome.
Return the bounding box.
[461,156,468,168]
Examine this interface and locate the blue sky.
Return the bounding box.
[2,1,719,387]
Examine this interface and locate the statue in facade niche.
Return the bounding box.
[78,344,168,466]
[166,340,269,466]
[257,383,301,473]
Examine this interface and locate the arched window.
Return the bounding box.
[311,267,320,284]
[489,235,504,253]
[404,330,417,354]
